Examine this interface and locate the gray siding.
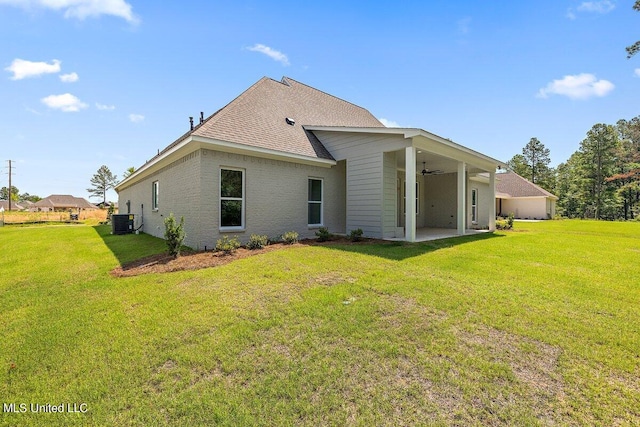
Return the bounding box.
[382,152,397,238]
[346,153,383,238]
[314,131,408,161]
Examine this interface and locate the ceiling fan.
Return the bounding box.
[421,161,443,176]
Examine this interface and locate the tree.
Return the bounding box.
[626,1,640,58]
[507,138,554,192]
[0,186,19,201]
[578,124,620,219]
[506,154,530,178]
[19,193,42,202]
[123,167,135,179]
[87,165,118,205]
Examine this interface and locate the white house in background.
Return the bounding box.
[115,76,505,250]
[496,171,558,219]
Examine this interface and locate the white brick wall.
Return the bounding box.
[118,149,346,250]
[117,150,202,248]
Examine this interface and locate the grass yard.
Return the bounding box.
[1,220,639,426]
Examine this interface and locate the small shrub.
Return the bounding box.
[247,234,268,250]
[216,235,240,255]
[164,213,186,258]
[349,228,364,242]
[495,219,509,230]
[281,231,299,244]
[507,213,514,229]
[315,227,332,242]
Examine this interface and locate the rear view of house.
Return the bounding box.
[116,76,505,249]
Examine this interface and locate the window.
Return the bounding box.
[403,181,419,215]
[152,181,159,210]
[220,168,244,229]
[308,178,323,226]
[471,188,478,224]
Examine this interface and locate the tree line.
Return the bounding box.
[507,116,640,220]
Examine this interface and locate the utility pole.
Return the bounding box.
[6,160,14,211]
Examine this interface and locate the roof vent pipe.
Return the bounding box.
[189,116,194,130]
[285,117,295,126]
[200,112,204,124]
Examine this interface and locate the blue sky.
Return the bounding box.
[1,0,638,202]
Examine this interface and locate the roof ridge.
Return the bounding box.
[281,76,383,123]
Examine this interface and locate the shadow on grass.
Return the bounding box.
[314,232,504,261]
[92,225,168,266]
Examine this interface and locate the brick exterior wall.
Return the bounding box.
[118,149,346,250]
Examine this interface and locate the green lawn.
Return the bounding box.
[1,221,639,426]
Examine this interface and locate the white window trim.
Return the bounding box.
[308,177,323,227]
[471,188,478,224]
[219,167,245,231]
[152,181,159,211]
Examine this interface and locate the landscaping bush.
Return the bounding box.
[349,228,364,242]
[496,213,515,230]
[164,213,186,258]
[216,235,241,255]
[281,231,299,244]
[315,227,332,242]
[247,234,268,250]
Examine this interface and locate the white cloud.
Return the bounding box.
[247,44,290,66]
[379,118,401,127]
[41,93,88,112]
[568,1,615,19]
[5,58,61,80]
[129,113,144,123]
[536,73,614,100]
[577,1,615,13]
[96,102,115,111]
[59,72,78,82]
[635,68,640,78]
[0,0,139,23]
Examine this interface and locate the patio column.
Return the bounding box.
[488,171,496,231]
[405,146,416,242]
[457,161,466,235]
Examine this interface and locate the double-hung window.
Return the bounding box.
[152,181,159,211]
[308,178,323,226]
[220,168,244,229]
[471,188,478,224]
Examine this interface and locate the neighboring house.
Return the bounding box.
[495,171,558,219]
[33,195,99,212]
[0,200,25,211]
[116,76,505,249]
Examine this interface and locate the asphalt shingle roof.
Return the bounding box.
[33,195,98,209]
[181,76,384,160]
[496,171,557,198]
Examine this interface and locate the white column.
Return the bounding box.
[488,171,496,231]
[405,147,416,242]
[457,161,466,235]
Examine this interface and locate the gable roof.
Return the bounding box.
[193,76,384,160]
[117,76,384,192]
[33,195,99,209]
[496,171,558,199]
[0,200,24,210]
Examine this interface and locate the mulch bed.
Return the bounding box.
[110,237,388,277]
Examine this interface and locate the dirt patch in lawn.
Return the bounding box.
[111,237,388,277]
